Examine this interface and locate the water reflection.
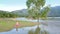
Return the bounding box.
[15,21,19,32]
[16,27,18,32]
[28,26,49,34]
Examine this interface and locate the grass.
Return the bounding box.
[0,19,38,32]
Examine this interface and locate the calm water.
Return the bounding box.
[0,17,60,34]
[0,25,47,34]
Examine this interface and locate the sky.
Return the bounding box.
[0,0,60,11]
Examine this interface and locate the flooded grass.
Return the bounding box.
[0,19,38,32]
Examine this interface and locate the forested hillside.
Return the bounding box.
[0,10,19,18]
[0,6,60,18]
[11,6,60,17]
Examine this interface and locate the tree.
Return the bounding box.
[26,0,50,25]
[0,11,19,18]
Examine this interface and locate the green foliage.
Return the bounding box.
[26,0,45,9]
[40,6,50,19]
[26,0,50,19]
[0,11,19,18]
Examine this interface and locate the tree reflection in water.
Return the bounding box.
[28,26,49,34]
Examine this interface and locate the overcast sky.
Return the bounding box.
[0,0,60,11]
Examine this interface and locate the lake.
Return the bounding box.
[0,17,60,34]
[0,25,48,34]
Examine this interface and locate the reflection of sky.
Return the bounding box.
[0,26,38,34]
[0,25,49,34]
[0,0,60,11]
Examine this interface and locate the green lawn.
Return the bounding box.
[0,20,38,32]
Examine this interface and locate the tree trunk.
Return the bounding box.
[37,17,40,26]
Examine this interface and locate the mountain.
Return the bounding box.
[12,9,28,17]
[11,6,60,17]
[48,6,60,17]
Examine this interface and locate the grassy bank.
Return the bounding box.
[0,19,38,32]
